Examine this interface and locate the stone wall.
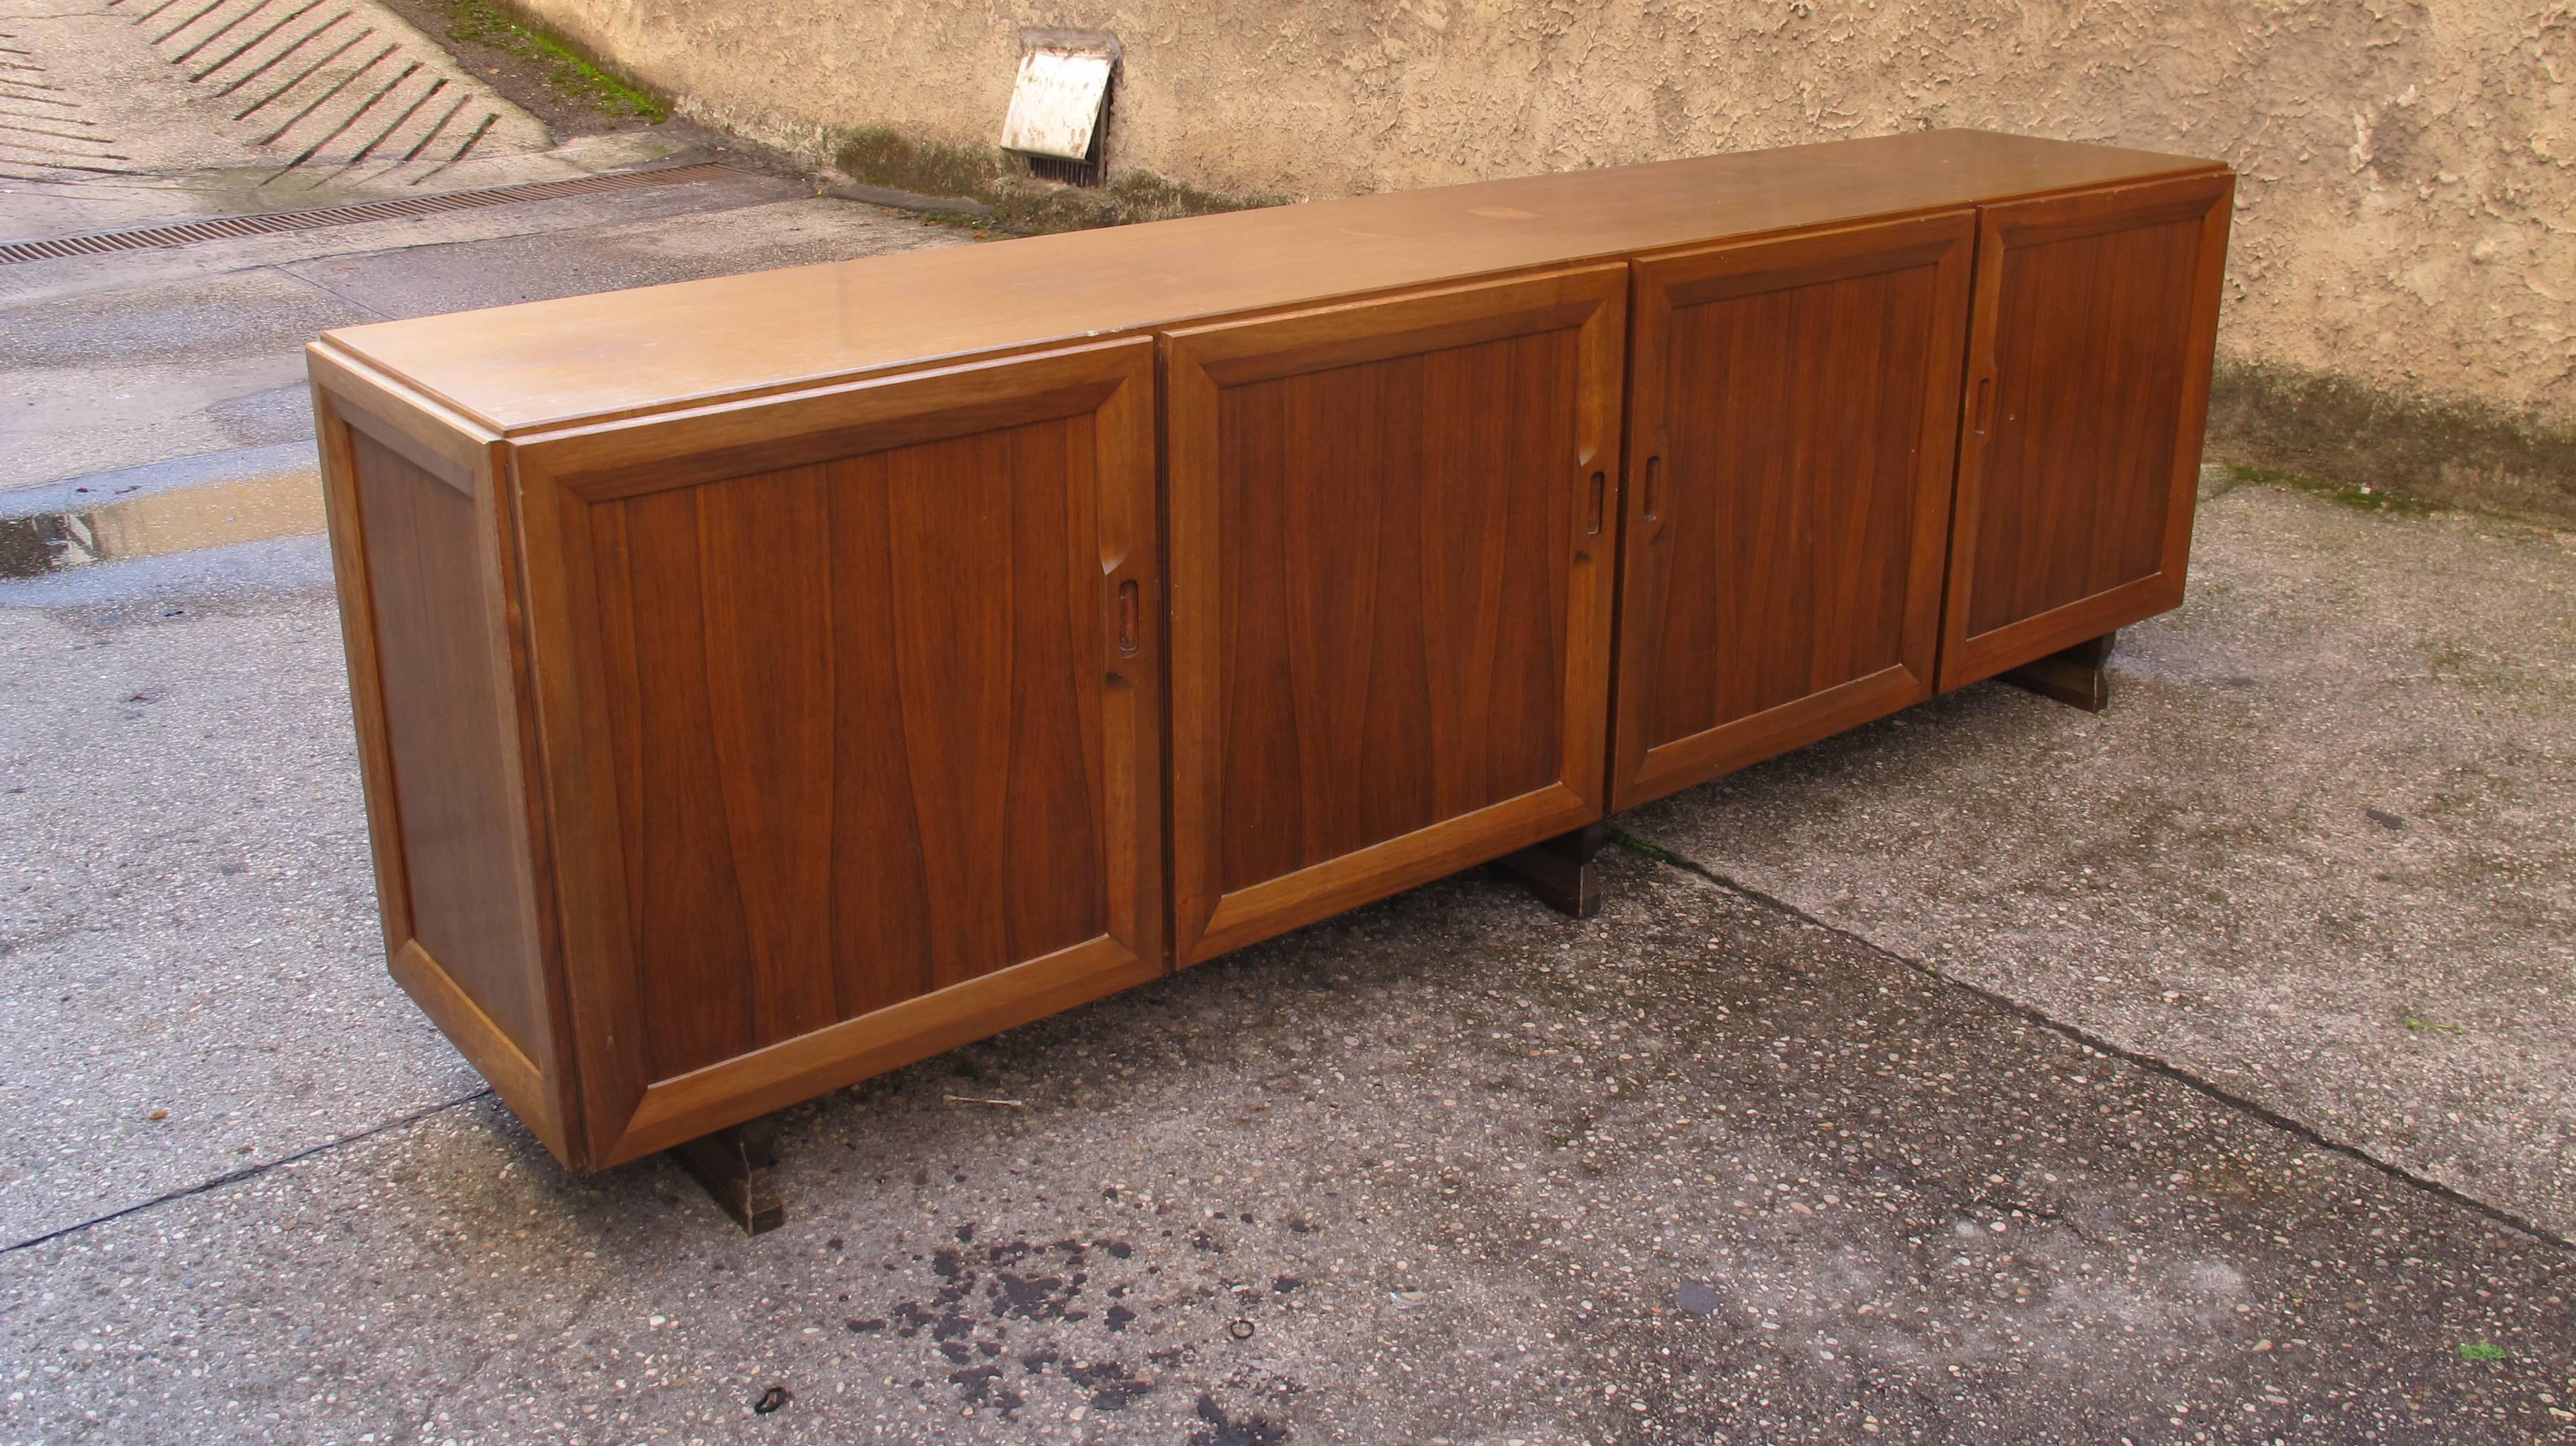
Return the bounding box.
[514,0,2575,515]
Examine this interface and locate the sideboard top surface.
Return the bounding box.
[320,129,2223,436]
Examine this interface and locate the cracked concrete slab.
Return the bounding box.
[0,578,484,1246]
[0,850,2565,1443]
[1621,477,2576,1247]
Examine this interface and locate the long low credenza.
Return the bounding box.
[307,129,2231,1209]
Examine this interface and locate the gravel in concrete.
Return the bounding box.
[1623,477,2576,1245]
[3,181,960,486]
[0,553,482,1248]
[275,194,969,321]
[0,268,364,486]
[1,849,2568,1444]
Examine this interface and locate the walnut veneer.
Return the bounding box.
[309,129,2231,1170]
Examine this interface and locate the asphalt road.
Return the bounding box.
[1,8,2571,1442]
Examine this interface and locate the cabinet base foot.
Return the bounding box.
[2000,631,2115,713]
[669,1118,785,1236]
[1494,821,1606,919]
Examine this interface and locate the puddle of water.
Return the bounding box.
[0,470,325,580]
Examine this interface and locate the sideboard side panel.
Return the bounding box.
[311,358,573,1162]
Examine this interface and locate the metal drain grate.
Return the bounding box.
[0,161,747,265]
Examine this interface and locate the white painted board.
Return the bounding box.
[999,49,1114,162]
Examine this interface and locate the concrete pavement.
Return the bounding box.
[7,429,2572,1446]
[4,846,2570,1444]
[1623,477,2576,1245]
[0,175,955,486]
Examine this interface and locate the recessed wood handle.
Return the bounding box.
[1642,455,1664,522]
[1973,376,1995,436]
[1585,470,1606,536]
[1116,579,1140,657]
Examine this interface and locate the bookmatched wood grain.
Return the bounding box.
[513,337,1164,1164]
[1612,212,1975,809]
[1940,171,2234,690]
[1165,265,1626,964]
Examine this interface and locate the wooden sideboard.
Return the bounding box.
[309,129,2231,1181]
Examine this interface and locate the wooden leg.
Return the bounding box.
[1494,821,1606,919]
[669,1117,785,1235]
[2001,630,2115,713]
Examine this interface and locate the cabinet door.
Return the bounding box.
[1164,266,1626,965]
[1611,212,1974,810]
[514,338,1164,1166]
[1940,171,2234,689]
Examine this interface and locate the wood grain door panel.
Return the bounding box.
[1612,212,1976,809]
[1166,265,1626,965]
[1940,172,2234,689]
[513,338,1164,1165]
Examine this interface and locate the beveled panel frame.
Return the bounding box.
[1940,170,2234,691]
[513,337,1166,1166]
[308,343,579,1164]
[1162,264,1628,967]
[1611,210,1976,810]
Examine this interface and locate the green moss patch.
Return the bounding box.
[2220,464,2446,518]
[443,0,667,122]
[2206,358,2576,529]
[831,126,1286,235]
[835,127,1006,201]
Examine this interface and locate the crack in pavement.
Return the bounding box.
[0,1082,491,1255]
[1606,826,2576,1256]
[12,832,2566,1265]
